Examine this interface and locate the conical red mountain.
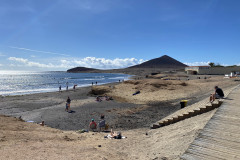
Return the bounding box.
[128,55,187,69]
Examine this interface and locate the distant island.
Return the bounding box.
[67,55,188,75]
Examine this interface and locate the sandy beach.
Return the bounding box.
[0,74,240,159]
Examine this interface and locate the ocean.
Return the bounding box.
[0,71,132,96]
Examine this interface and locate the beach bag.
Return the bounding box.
[105,124,109,130]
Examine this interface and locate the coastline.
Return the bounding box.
[0,73,240,159]
[0,72,133,97]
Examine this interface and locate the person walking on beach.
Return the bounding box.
[59,85,62,92]
[66,82,69,91]
[73,84,77,91]
[96,81,97,85]
[66,97,71,111]
[210,86,224,102]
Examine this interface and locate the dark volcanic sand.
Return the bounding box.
[0,84,210,131]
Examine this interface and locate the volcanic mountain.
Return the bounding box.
[67,55,188,75]
[128,55,187,69]
[67,67,99,73]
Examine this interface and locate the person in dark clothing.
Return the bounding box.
[98,115,106,132]
[210,86,224,102]
[66,97,71,111]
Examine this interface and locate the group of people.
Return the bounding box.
[92,82,98,86]
[59,82,77,92]
[96,94,113,102]
[89,115,107,132]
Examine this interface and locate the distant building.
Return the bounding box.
[185,66,240,75]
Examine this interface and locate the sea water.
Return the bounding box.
[0,71,131,96]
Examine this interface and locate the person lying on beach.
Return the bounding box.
[104,94,113,101]
[89,119,97,131]
[39,121,45,126]
[210,86,224,102]
[104,129,125,139]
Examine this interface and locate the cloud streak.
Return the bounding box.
[9,46,70,57]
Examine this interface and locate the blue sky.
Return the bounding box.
[0,0,239,71]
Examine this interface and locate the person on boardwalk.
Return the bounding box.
[210,86,224,102]
[66,97,71,111]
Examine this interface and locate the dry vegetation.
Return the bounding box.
[91,75,239,105]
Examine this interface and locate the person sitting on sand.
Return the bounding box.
[104,94,113,101]
[89,119,97,131]
[66,97,71,111]
[104,94,110,101]
[96,96,102,102]
[98,115,106,131]
[210,86,224,102]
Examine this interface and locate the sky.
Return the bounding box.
[0,0,240,71]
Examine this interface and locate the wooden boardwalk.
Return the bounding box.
[181,86,240,160]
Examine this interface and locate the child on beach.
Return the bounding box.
[66,97,71,111]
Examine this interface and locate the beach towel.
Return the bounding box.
[133,91,140,95]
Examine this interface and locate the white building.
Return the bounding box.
[185,66,240,75]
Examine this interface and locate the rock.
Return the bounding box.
[98,145,101,147]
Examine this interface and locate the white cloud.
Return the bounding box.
[8,56,145,70]
[184,61,210,66]
[8,57,28,63]
[72,57,145,69]
[0,64,2,67]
